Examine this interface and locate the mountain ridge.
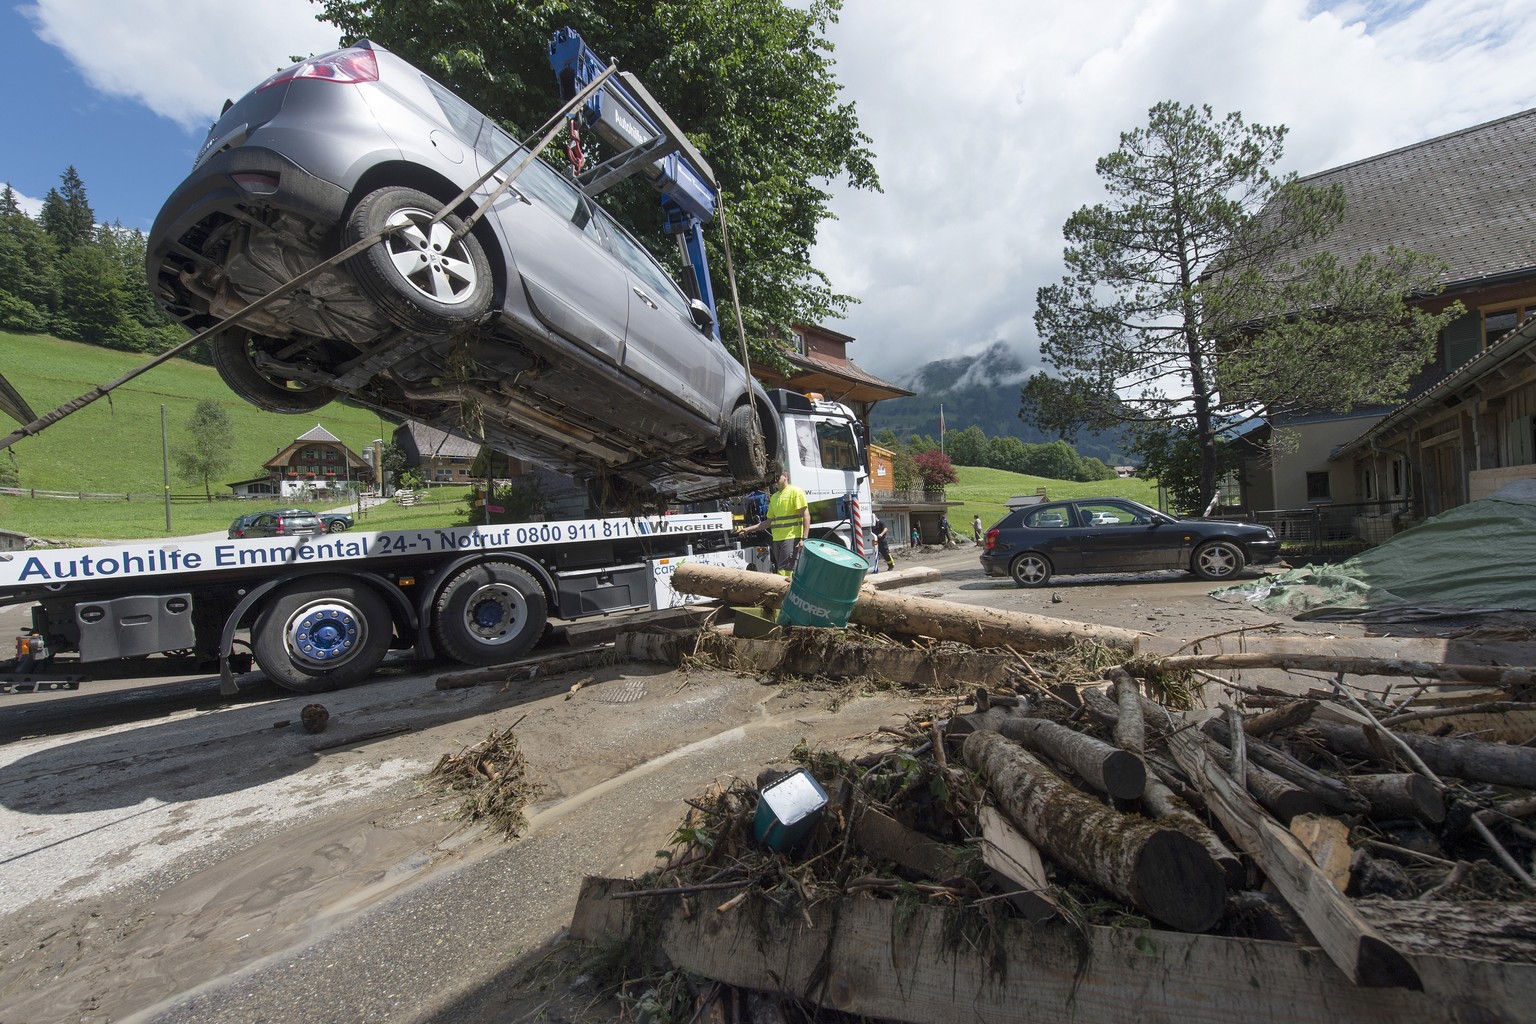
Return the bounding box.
[869,341,1131,464]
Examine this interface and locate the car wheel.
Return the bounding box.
[1010,552,1052,588]
[251,577,392,692]
[432,562,548,666]
[725,404,768,483]
[346,186,493,333]
[327,519,348,533]
[1192,540,1246,581]
[209,330,337,413]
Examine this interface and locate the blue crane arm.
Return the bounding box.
[548,27,720,332]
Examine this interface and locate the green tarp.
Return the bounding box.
[1212,479,1536,616]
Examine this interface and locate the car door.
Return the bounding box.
[1078,500,1174,571]
[472,123,630,365]
[597,209,728,424]
[1017,505,1085,573]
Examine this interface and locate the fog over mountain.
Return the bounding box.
[869,342,1132,464]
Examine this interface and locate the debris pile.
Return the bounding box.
[426,722,536,839]
[574,630,1536,1021]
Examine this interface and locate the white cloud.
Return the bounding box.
[18,0,1536,380]
[815,0,1536,377]
[7,188,44,217]
[22,0,341,130]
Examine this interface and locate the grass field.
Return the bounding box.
[0,331,394,494]
[943,466,1160,533]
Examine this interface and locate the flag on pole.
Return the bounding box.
[939,405,945,453]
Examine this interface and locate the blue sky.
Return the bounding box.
[5,0,1536,377]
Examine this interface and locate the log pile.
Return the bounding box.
[571,606,1536,1022]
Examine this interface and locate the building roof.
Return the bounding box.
[295,424,343,444]
[1332,313,1536,461]
[394,420,482,461]
[770,351,914,406]
[1288,108,1536,291]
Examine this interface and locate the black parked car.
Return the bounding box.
[979,498,1279,588]
[229,510,325,539]
[147,41,776,502]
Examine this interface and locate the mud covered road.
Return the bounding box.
[1,549,1372,1023]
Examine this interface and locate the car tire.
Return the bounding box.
[210,330,337,413]
[251,577,393,693]
[327,519,348,533]
[346,186,493,333]
[725,404,768,483]
[432,562,548,666]
[1010,552,1052,588]
[1192,540,1246,581]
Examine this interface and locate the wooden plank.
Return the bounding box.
[850,805,966,881]
[978,805,1060,923]
[1165,726,1422,989]
[569,877,1536,1024]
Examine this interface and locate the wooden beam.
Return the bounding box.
[569,877,1534,1024]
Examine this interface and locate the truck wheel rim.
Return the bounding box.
[384,207,481,305]
[285,599,366,668]
[463,584,526,646]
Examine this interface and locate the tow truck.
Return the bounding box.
[0,29,872,695]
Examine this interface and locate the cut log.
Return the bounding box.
[1110,669,1145,755]
[961,730,1226,932]
[1203,717,1372,815]
[1311,720,1536,789]
[1202,733,1325,824]
[1290,813,1352,893]
[1130,651,1536,689]
[1139,773,1246,888]
[956,708,1146,800]
[1244,698,1319,738]
[977,805,1061,923]
[850,804,966,881]
[1347,774,1447,825]
[1164,723,1422,990]
[670,562,1149,652]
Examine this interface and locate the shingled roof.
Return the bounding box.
[1288,108,1536,291]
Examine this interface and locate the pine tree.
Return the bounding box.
[38,166,96,254]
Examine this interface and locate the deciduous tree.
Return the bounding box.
[1025,101,1456,510]
[173,399,235,500]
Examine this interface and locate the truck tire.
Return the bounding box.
[432,562,548,666]
[345,186,493,333]
[210,330,337,413]
[251,577,393,692]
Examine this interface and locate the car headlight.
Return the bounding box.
[1264,527,1276,539]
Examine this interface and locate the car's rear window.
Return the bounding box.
[283,514,321,527]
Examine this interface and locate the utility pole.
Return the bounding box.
[161,404,172,532]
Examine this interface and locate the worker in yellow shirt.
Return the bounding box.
[739,467,810,574]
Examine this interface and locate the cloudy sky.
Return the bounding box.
[5,0,1536,383]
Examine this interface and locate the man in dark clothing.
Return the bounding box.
[871,517,896,572]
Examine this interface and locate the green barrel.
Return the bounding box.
[777,538,867,628]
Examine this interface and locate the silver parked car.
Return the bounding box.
[148,42,777,502]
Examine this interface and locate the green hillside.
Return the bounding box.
[945,465,1160,533]
[0,331,395,493]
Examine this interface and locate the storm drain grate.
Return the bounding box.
[593,679,649,704]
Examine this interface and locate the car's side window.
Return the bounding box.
[476,124,603,241]
[422,77,484,147]
[1024,508,1072,528]
[597,212,693,320]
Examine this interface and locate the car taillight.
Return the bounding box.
[256,47,379,92]
[984,527,1000,551]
